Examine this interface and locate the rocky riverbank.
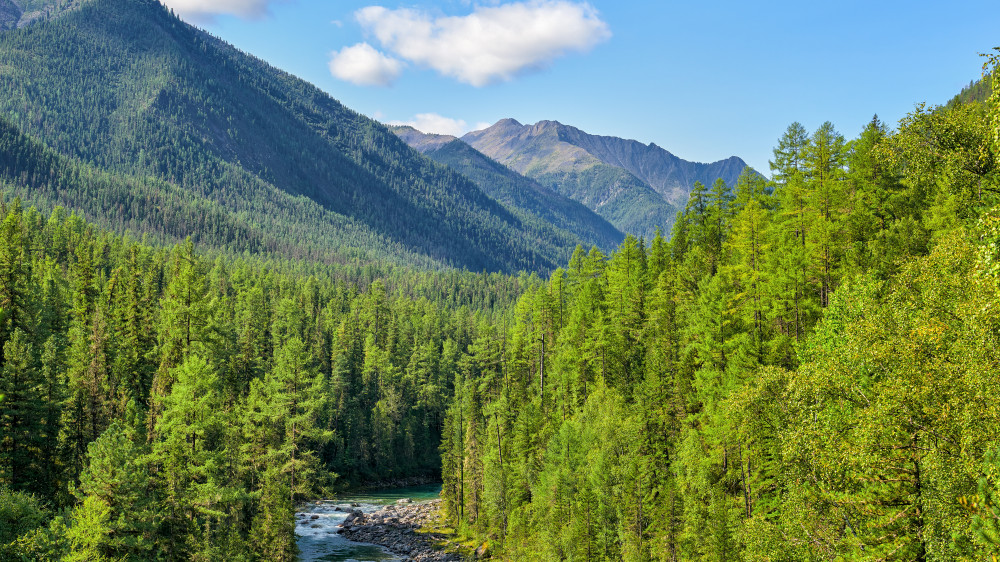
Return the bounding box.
[337,499,469,561]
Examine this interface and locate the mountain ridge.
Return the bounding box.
[464,118,753,206]
[0,0,595,273]
[462,120,671,237]
[392,125,624,251]
[462,118,754,237]
[547,121,749,206]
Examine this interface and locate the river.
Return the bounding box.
[296,484,443,561]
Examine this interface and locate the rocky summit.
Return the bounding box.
[461,118,754,237]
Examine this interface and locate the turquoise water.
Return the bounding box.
[333,484,443,506]
[296,484,442,562]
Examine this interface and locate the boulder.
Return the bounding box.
[341,509,365,527]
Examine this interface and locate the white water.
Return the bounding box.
[296,501,400,562]
[296,484,441,562]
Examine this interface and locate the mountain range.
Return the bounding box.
[0,0,629,273]
[392,125,624,251]
[461,119,753,238]
[0,0,755,272]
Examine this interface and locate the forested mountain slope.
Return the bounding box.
[0,0,586,273]
[949,76,992,107]
[0,0,82,31]
[0,114,461,268]
[0,0,997,559]
[393,125,624,252]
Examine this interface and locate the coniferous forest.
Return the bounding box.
[0,199,535,559]
[0,0,998,559]
[433,59,1000,560]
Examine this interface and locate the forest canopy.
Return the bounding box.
[0,21,998,562]
[434,52,1000,561]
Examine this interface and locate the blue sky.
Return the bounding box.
[163,0,998,175]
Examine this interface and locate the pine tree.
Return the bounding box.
[769,121,808,185]
[152,354,238,559]
[803,121,847,308]
[69,421,155,560]
[604,235,647,394]
[150,239,209,433]
[0,329,43,492]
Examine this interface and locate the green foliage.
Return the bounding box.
[73,421,155,560]
[0,201,522,558]
[0,0,593,274]
[439,95,1000,560]
[2,6,999,559]
[535,163,680,239]
[960,449,1000,557]
[0,485,48,558]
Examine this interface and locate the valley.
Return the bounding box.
[0,0,997,560]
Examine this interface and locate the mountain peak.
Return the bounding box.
[535,119,563,128]
[463,117,755,235]
[0,0,592,273]
[392,125,624,251]
[389,125,458,152]
[495,117,523,128]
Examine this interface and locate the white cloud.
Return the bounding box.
[160,0,282,21]
[355,1,611,87]
[328,43,404,87]
[387,114,473,137]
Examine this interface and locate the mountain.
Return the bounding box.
[0,0,592,273]
[0,0,18,29]
[0,0,80,29]
[463,119,754,237]
[393,126,624,252]
[0,113,456,268]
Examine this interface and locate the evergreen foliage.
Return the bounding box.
[437,58,1000,560]
[0,201,527,558]
[1,2,999,559]
[0,0,591,274]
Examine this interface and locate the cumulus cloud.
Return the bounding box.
[329,43,405,87]
[387,114,473,137]
[160,0,282,21]
[355,1,611,87]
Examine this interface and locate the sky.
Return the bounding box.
[161,0,998,175]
